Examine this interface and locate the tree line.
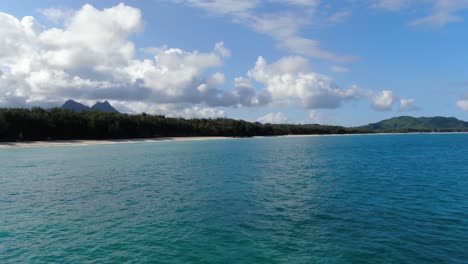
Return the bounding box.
[0,108,367,141]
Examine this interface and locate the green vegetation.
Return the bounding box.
[0,108,361,141]
[358,116,468,132]
[2,109,468,142]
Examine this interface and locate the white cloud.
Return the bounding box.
[372,0,468,27]
[121,101,226,118]
[177,1,354,62]
[0,4,144,106]
[119,47,269,107]
[278,36,356,63]
[272,0,320,7]
[39,8,73,23]
[214,41,231,57]
[246,12,355,63]
[182,0,259,15]
[372,90,397,111]
[411,13,464,28]
[399,98,417,111]
[457,95,468,111]
[0,3,270,111]
[257,112,288,124]
[0,2,415,117]
[308,110,329,124]
[126,47,222,97]
[174,105,226,118]
[372,0,409,11]
[0,14,41,63]
[249,12,300,38]
[247,56,364,109]
[328,10,352,23]
[410,0,468,27]
[39,3,142,70]
[331,66,351,73]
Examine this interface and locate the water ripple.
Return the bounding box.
[1,134,468,263]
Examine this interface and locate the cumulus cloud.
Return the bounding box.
[121,101,226,118]
[247,56,364,109]
[0,2,413,117]
[170,105,226,118]
[0,3,144,106]
[41,3,142,69]
[125,47,223,100]
[371,91,418,112]
[457,95,468,111]
[215,77,271,107]
[372,90,397,111]
[399,98,418,111]
[0,3,270,113]
[257,112,288,124]
[308,110,329,124]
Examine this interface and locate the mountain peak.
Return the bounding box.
[61,100,90,112]
[60,99,119,113]
[359,116,468,131]
[91,101,119,113]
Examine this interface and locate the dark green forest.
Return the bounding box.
[358,116,468,132]
[0,108,362,141]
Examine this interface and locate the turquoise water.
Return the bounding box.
[1,134,468,263]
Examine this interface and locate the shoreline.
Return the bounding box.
[1,132,468,149]
[0,137,231,149]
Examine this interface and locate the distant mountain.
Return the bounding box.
[359,116,468,132]
[91,101,119,113]
[60,100,119,113]
[61,100,90,112]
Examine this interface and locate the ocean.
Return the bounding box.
[1,134,468,263]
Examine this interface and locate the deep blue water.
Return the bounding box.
[1,134,468,263]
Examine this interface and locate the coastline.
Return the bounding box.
[0,137,231,149]
[2,132,468,149]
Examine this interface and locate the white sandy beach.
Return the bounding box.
[0,137,231,149]
[0,135,344,149]
[1,132,467,149]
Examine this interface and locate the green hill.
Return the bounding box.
[359,116,468,132]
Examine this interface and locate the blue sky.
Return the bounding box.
[1,0,468,126]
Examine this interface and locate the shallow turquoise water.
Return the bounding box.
[1,134,468,263]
